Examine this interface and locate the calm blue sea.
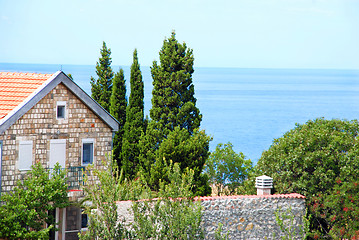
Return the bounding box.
[1,62,359,164]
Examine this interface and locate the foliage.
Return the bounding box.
[148,127,212,196]
[256,118,359,238]
[204,142,253,195]
[122,49,145,179]
[0,162,69,240]
[80,160,209,240]
[90,41,114,112]
[214,223,228,240]
[131,162,204,240]
[110,68,127,169]
[274,207,308,240]
[79,159,151,240]
[312,149,359,239]
[139,31,211,196]
[150,31,201,135]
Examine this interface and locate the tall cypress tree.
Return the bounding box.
[121,49,144,179]
[91,41,114,112]
[150,32,202,135]
[140,32,210,195]
[110,69,127,169]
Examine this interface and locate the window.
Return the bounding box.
[19,141,33,170]
[82,139,94,165]
[49,139,66,169]
[56,101,66,119]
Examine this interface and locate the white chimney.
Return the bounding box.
[255,175,273,195]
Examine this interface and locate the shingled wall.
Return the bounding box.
[0,83,113,194]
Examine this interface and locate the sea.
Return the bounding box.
[1,62,359,164]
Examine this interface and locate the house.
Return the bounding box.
[0,71,119,239]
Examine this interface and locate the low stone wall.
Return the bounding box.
[116,193,306,240]
[200,193,306,240]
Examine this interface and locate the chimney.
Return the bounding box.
[255,175,273,195]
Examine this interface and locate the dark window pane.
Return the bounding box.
[83,143,93,164]
[57,105,65,118]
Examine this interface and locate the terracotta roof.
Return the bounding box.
[196,193,305,201]
[114,193,305,204]
[0,72,54,119]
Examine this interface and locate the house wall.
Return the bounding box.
[0,83,114,194]
[116,195,306,240]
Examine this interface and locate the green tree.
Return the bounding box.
[149,31,201,135]
[0,162,69,240]
[79,160,150,240]
[90,41,114,112]
[256,118,359,238]
[122,49,144,179]
[110,68,127,169]
[140,32,210,195]
[204,142,253,195]
[131,162,204,240]
[80,160,206,240]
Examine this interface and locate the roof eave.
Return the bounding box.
[0,71,119,134]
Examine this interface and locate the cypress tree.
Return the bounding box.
[91,41,114,112]
[122,49,144,179]
[110,69,127,169]
[150,32,202,135]
[140,32,210,195]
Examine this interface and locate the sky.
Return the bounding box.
[0,0,358,69]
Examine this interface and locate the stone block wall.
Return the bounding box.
[0,83,113,194]
[115,193,306,240]
[200,194,305,239]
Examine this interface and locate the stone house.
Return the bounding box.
[0,71,119,239]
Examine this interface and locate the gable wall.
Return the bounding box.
[0,83,113,193]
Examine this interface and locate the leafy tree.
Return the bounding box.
[90,41,114,112]
[140,32,210,196]
[131,162,204,240]
[80,160,206,240]
[256,118,359,238]
[204,142,253,195]
[80,160,150,240]
[110,68,127,169]
[0,162,69,240]
[122,49,144,179]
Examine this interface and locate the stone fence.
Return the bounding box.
[116,193,306,240]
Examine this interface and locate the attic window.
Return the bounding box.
[57,101,66,119]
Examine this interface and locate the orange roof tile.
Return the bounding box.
[195,193,305,201]
[0,72,54,119]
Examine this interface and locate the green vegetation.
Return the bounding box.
[204,142,253,195]
[256,118,359,238]
[0,163,69,240]
[80,160,204,240]
[110,68,127,169]
[121,49,145,179]
[131,163,204,239]
[90,41,114,112]
[139,32,211,196]
[80,160,150,240]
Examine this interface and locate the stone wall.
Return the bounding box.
[115,193,306,240]
[200,194,305,240]
[0,83,113,194]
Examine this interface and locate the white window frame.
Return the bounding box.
[18,140,33,171]
[82,139,94,166]
[56,101,67,120]
[49,139,67,169]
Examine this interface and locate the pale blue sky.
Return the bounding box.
[0,0,358,69]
